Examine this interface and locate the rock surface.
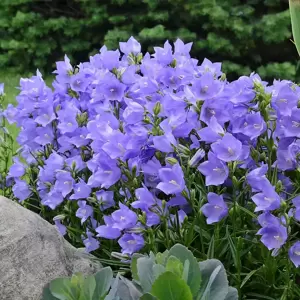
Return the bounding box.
[0,196,101,300]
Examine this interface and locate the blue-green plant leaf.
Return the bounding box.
[49,278,75,300]
[198,259,229,300]
[168,244,201,297]
[152,264,165,280]
[42,283,60,300]
[80,275,96,300]
[131,253,144,282]
[110,275,142,300]
[93,267,113,300]
[104,274,121,300]
[151,271,193,300]
[137,257,155,293]
[224,287,238,300]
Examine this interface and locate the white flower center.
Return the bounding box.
[274,235,282,242]
[278,98,287,103]
[227,147,234,155]
[292,121,300,128]
[169,180,179,186]
[128,239,137,245]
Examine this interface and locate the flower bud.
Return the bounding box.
[190,189,196,201]
[166,157,178,166]
[275,180,283,193]
[153,102,162,115]
[177,144,191,156]
[189,148,205,167]
[133,178,139,187]
[144,116,151,124]
[53,214,65,221]
[111,252,131,261]
[127,226,144,234]
[138,212,147,225]
[76,112,88,126]
[170,59,177,68]
[86,196,97,204]
[280,199,287,211]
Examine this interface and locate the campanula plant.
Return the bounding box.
[5,37,300,298]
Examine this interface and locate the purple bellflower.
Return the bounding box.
[201,193,228,224]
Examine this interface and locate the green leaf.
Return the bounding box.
[166,256,184,277]
[151,272,193,300]
[168,244,201,297]
[153,264,165,280]
[182,260,190,283]
[198,259,229,300]
[290,0,300,56]
[226,227,238,268]
[131,253,144,282]
[49,278,75,300]
[155,250,169,266]
[207,237,215,259]
[42,283,60,300]
[140,293,157,300]
[240,269,258,289]
[137,257,156,293]
[93,267,113,300]
[80,275,96,300]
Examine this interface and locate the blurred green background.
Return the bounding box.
[0,0,298,104]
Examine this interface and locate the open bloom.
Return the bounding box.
[201,193,228,224]
[83,231,100,253]
[76,201,93,224]
[251,187,281,212]
[157,163,185,195]
[211,133,242,162]
[246,164,272,192]
[118,233,145,255]
[257,224,287,250]
[198,152,229,186]
[289,241,300,267]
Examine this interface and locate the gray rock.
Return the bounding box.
[0,196,101,300]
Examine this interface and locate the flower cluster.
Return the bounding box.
[5,37,300,265]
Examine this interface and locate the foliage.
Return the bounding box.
[4,37,300,298]
[42,244,237,300]
[290,0,300,56]
[0,88,16,197]
[0,0,298,81]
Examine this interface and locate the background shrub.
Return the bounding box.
[0,0,298,81]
